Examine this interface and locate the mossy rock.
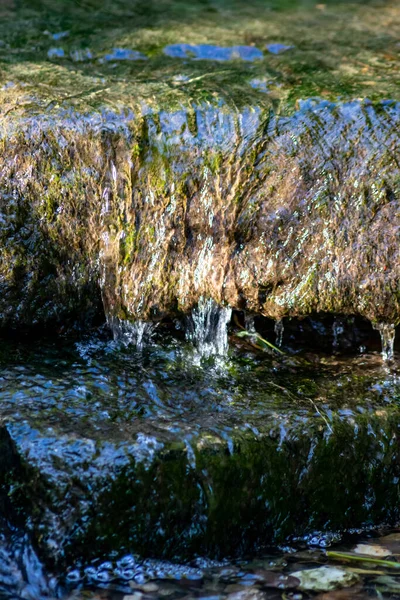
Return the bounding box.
[1,0,400,329]
[3,405,400,568]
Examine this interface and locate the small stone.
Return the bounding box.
[291,567,359,593]
[158,588,176,597]
[123,594,143,600]
[353,543,392,557]
[140,582,159,593]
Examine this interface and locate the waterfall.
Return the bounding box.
[108,316,156,350]
[274,319,284,347]
[185,298,232,358]
[373,323,396,361]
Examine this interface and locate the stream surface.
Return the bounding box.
[1,323,400,599]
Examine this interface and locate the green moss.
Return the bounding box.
[0,0,399,115]
[120,230,139,264]
[204,150,224,175]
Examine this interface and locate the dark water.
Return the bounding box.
[1,321,400,598]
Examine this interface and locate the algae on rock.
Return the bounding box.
[1,100,400,329]
[1,0,400,329]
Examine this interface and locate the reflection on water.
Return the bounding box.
[1,325,399,437]
[163,44,264,61]
[0,327,400,599]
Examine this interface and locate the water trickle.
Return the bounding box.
[244,314,256,334]
[108,316,156,350]
[185,298,232,358]
[332,317,345,353]
[274,319,284,347]
[373,323,396,361]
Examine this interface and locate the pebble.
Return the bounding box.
[140,582,159,592]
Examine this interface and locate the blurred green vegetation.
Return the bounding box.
[0,0,399,114]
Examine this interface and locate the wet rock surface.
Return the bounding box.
[2,99,400,330]
[1,331,400,572]
[1,0,400,330]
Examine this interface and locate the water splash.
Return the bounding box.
[373,322,396,361]
[274,319,284,347]
[185,298,232,358]
[108,316,156,350]
[72,554,204,587]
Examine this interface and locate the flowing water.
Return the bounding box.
[1,0,400,598]
[274,321,284,349]
[1,317,400,598]
[108,317,157,351]
[373,324,396,363]
[185,298,232,359]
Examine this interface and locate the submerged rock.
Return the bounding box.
[291,567,359,592]
[4,390,400,569]
[1,336,400,569]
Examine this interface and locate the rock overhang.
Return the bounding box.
[1,99,400,330]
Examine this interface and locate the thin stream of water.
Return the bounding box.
[373,323,396,362]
